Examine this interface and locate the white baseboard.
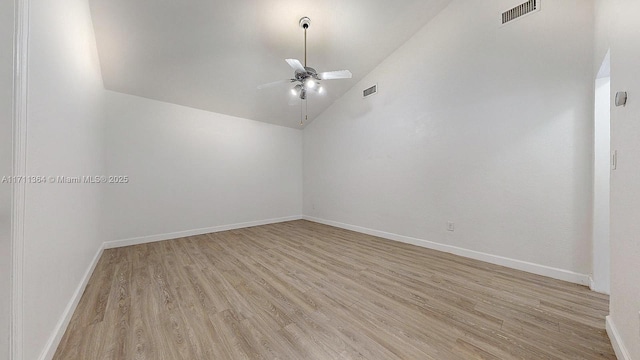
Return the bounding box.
[39,243,105,360]
[303,216,591,286]
[104,215,303,249]
[607,316,632,360]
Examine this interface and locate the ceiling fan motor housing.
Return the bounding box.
[295,67,318,81]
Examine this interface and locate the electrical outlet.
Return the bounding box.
[447,222,455,231]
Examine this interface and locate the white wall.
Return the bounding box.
[23,0,106,358]
[592,75,610,294]
[104,91,303,243]
[0,0,14,358]
[304,0,595,279]
[602,0,640,357]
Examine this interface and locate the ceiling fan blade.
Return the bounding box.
[318,70,353,80]
[257,79,292,90]
[286,59,306,73]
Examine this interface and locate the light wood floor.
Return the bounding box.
[54,220,615,359]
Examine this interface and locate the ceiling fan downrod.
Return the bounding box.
[299,17,310,67]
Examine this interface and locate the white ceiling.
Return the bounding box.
[89,0,451,128]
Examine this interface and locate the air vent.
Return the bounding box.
[363,84,377,98]
[502,0,540,25]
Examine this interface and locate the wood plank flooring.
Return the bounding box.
[54,220,615,359]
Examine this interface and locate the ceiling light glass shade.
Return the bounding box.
[306,79,316,88]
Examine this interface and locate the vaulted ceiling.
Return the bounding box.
[89,0,452,128]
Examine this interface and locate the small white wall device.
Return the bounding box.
[615,91,628,107]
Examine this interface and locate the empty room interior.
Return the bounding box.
[2,0,640,359]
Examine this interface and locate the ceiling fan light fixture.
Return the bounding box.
[292,84,303,96]
[306,79,316,88]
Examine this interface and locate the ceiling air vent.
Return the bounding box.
[502,0,540,25]
[363,84,377,98]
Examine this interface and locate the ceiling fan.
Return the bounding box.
[257,17,352,123]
